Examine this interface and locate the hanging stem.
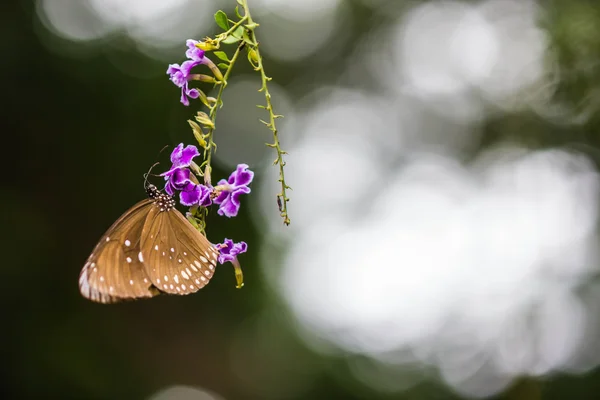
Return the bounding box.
[240,0,291,225]
[201,43,244,181]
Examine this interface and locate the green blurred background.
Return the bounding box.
[5,0,600,399]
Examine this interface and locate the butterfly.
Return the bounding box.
[79,182,220,304]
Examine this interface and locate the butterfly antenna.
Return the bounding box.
[158,144,170,156]
[143,162,161,189]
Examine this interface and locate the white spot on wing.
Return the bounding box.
[129,280,134,285]
[106,237,110,242]
[200,256,208,263]
[174,275,179,284]
[100,276,105,282]
[138,252,144,262]
[204,270,210,276]
[170,247,175,253]
[125,240,131,246]
[154,245,158,251]
[181,271,189,279]
[164,275,168,281]
[126,257,132,263]
[190,264,198,272]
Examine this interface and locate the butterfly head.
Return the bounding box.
[146,184,160,199]
[145,184,176,211]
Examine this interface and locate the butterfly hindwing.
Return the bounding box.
[140,205,219,295]
[79,199,159,303]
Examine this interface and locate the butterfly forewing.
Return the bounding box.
[141,204,219,295]
[79,199,159,303]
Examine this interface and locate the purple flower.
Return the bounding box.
[164,167,191,196]
[167,40,211,106]
[160,144,213,207]
[214,164,254,217]
[216,239,248,264]
[180,182,213,207]
[161,144,200,178]
[196,184,213,207]
[167,60,201,106]
[185,39,206,62]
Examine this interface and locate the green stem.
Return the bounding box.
[201,43,244,181]
[221,15,248,39]
[240,0,291,225]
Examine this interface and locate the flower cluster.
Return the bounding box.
[167,40,220,106]
[161,143,251,265]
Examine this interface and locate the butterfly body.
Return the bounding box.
[79,184,219,304]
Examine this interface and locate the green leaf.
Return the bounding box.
[214,10,230,30]
[217,63,229,70]
[237,0,243,5]
[222,35,240,44]
[214,51,230,62]
[231,26,244,39]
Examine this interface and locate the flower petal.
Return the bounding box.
[185,39,205,61]
[165,181,175,196]
[178,145,200,166]
[180,59,200,76]
[170,144,184,164]
[186,88,199,99]
[167,64,186,87]
[180,87,190,106]
[198,184,213,207]
[217,196,240,217]
[230,185,251,206]
[180,184,201,206]
[232,164,254,186]
[213,179,230,204]
[166,64,180,75]
[217,238,248,264]
[233,241,247,255]
[170,168,192,188]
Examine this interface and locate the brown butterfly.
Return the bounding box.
[79,183,219,304]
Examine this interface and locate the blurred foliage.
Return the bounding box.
[4,0,600,399]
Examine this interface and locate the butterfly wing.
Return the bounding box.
[79,199,159,303]
[140,205,219,295]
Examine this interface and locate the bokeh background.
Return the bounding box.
[5,0,600,399]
